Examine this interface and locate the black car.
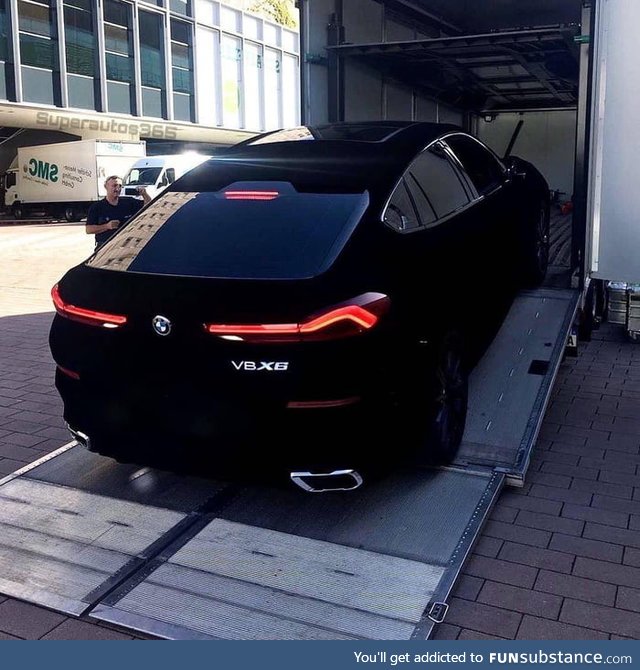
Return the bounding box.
[49,122,549,491]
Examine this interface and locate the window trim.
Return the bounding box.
[440,131,507,199]
[383,177,422,235]
[381,136,479,232]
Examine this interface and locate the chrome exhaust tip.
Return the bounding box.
[290,469,363,493]
[67,424,91,450]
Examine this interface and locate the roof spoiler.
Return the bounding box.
[503,119,524,159]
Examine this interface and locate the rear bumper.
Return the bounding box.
[56,366,400,474]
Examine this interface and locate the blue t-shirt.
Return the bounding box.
[87,197,143,248]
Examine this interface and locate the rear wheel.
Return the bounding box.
[427,333,468,464]
[521,200,550,288]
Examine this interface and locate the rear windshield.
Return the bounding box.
[86,182,369,280]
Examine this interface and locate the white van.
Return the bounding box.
[122,153,210,201]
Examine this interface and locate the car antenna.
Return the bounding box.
[504,119,524,159]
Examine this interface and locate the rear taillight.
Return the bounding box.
[204,292,390,342]
[51,284,127,329]
[56,364,80,380]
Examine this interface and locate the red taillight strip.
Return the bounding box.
[299,305,378,333]
[205,306,380,337]
[206,322,298,336]
[56,364,80,380]
[287,396,361,409]
[51,284,127,328]
[224,190,279,200]
[204,293,390,341]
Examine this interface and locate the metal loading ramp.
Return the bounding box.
[0,446,228,616]
[454,287,578,482]
[91,469,502,640]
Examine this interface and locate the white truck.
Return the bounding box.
[1,139,146,222]
[121,153,211,201]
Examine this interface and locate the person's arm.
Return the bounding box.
[137,187,151,205]
[86,220,119,234]
[86,203,117,235]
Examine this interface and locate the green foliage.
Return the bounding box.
[248,0,297,29]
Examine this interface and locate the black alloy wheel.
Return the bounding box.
[521,201,550,288]
[426,333,469,464]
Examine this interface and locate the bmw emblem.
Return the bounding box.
[152,315,172,336]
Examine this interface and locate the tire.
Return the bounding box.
[12,204,23,220]
[64,206,77,223]
[521,200,550,288]
[428,333,468,463]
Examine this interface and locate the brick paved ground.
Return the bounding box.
[1,223,639,639]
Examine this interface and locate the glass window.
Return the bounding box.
[103,0,128,26]
[0,0,8,65]
[19,0,52,37]
[264,47,280,129]
[21,65,55,103]
[444,134,504,195]
[104,24,128,54]
[406,173,436,227]
[170,19,193,121]
[103,0,133,112]
[139,11,165,90]
[169,0,189,16]
[408,145,469,221]
[243,42,261,130]
[64,2,95,77]
[384,180,420,233]
[171,42,190,70]
[221,33,241,128]
[87,184,370,280]
[19,0,57,79]
[106,52,131,82]
[171,18,190,44]
[282,53,298,127]
[106,79,131,113]
[68,73,95,108]
[219,6,240,32]
[173,92,191,121]
[19,33,55,68]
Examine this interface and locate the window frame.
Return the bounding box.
[381,138,478,233]
[382,177,422,234]
[440,132,507,198]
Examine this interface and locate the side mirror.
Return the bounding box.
[504,157,527,181]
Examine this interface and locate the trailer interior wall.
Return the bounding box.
[476,111,577,200]
[302,0,463,125]
[588,0,640,284]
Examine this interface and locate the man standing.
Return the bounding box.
[86,175,151,249]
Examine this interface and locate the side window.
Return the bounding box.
[408,145,470,221]
[444,135,504,195]
[383,179,420,232]
[405,173,437,227]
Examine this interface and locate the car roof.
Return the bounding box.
[228,121,461,154]
[186,122,464,194]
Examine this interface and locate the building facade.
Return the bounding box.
[0,0,300,147]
